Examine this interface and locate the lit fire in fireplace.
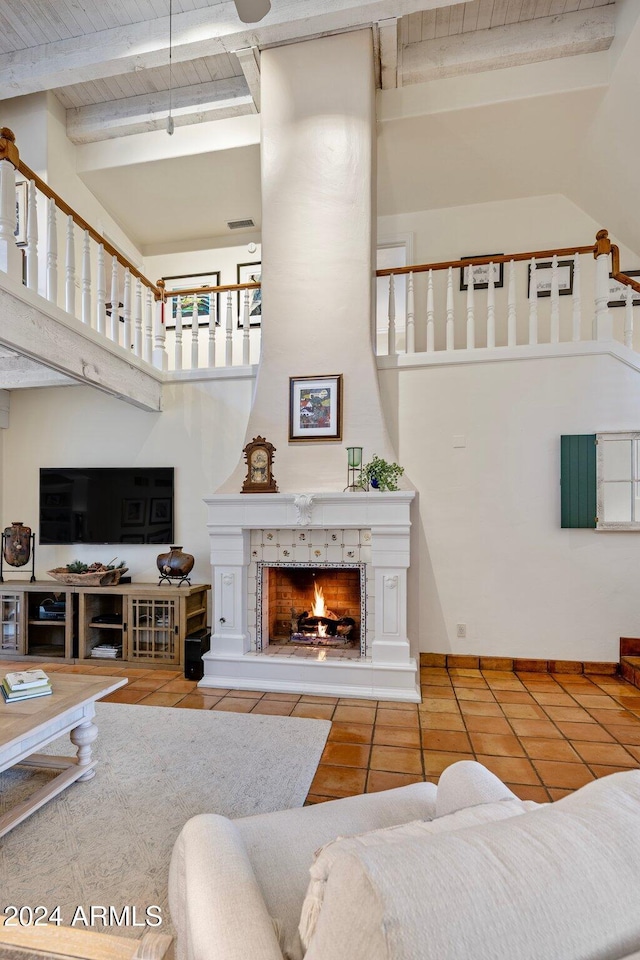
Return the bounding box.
[292,579,355,645]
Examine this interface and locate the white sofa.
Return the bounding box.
[169,761,640,960]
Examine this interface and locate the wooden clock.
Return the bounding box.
[241,436,278,493]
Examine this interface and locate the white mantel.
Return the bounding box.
[201,491,420,701]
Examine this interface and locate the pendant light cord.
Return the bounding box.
[167,0,174,134]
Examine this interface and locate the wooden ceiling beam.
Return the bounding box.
[66,76,255,143]
[0,0,459,97]
[401,7,615,84]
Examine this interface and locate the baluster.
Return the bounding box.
[109,255,119,344]
[387,274,396,355]
[208,289,216,368]
[550,253,560,343]
[133,277,143,356]
[242,288,250,365]
[123,268,131,349]
[446,266,454,351]
[175,296,184,370]
[153,283,168,371]
[46,197,57,304]
[0,159,21,278]
[406,271,415,353]
[572,252,581,342]
[81,230,91,325]
[96,244,106,335]
[487,262,496,348]
[528,257,538,345]
[26,180,38,292]
[225,291,233,366]
[507,260,517,347]
[466,264,475,349]
[65,216,76,316]
[426,269,434,353]
[624,285,634,349]
[188,293,199,369]
[144,286,153,363]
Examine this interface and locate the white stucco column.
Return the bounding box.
[219,30,399,493]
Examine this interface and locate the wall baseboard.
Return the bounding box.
[420,652,619,675]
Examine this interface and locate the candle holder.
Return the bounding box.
[344,446,363,492]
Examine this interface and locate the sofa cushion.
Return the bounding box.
[235,780,437,960]
[299,797,536,951]
[303,771,640,960]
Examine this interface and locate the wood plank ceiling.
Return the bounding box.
[0,0,617,127]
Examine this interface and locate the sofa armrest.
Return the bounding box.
[169,814,283,960]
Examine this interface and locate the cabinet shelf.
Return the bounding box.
[0,582,209,667]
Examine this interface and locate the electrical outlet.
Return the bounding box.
[456,623,467,639]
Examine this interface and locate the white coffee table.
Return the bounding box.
[0,672,127,837]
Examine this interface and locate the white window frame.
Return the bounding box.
[596,431,640,530]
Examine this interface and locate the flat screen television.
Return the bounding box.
[39,467,174,545]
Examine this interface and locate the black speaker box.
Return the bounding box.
[184,628,211,681]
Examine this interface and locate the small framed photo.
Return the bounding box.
[237,262,261,327]
[150,497,172,524]
[162,272,220,328]
[15,181,27,246]
[608,271,640,308]
[121,499,146,526]
[289,374,343,443]
[460,255,504,291]
[528,259,574,298]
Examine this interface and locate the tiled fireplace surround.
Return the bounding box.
[200,492,420,701]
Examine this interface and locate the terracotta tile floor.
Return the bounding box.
[4,660,640,804]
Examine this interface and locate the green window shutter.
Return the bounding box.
[560,435,596,528]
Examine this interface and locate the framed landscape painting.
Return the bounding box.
[459,255,504,291]
[289,374,343,442]
[162,272,220,328]
[237,262,262,327]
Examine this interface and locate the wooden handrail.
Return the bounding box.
[1,126,161,298]
[158,281,260,297]
[376,243,597,278]
[610,243,640,297]
[17,159,162,298]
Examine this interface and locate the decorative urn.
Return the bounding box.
[157,546,195,585]
[3,521,32,567]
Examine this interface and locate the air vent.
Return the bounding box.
[227,217,256,230]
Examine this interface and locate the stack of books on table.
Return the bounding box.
[1,669,52,703]
[91,643,122,660]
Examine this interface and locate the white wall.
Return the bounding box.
[380,351,640,663]
[1,379,253,588]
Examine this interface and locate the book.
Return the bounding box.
[1,685,52,703]
[4,669,50,691]
[2,678,52,699]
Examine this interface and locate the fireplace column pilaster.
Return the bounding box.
[370,525,412,665]
[208,525,251,655]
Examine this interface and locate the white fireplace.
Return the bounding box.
[200,491,419,701]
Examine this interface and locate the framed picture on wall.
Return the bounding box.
[15,181,27,246]
[162,272,220,328]
[608,271,640,308]
[237,262,262,327]
[528,259,574,298]
[459,255,504,291]
[289,374,343,442]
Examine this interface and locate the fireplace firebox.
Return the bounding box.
[258,562,365,653]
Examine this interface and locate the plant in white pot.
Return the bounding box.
[358,454,404,491]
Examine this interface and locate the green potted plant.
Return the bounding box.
[358,454,404,491]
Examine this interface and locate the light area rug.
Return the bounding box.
[0,702,330,938]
